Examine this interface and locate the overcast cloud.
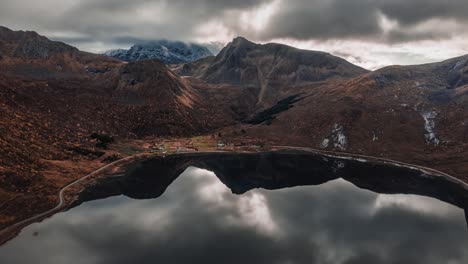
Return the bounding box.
[1,0,468,69]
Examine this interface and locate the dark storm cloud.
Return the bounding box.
[65,0,269,46]
[256,0,382,40]
[254,0,468,42]
[379,0,468,26]
[385,30,454,44]
[0,0,268,49]
[72,0,268,12]
[0,0,468,50]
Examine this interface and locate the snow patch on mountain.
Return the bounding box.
[321,124,348,151]
[372,131,379,142]
[421,111,440,146]
[104,48,127,57]
[104,40,213,64]
[320,138,329,149]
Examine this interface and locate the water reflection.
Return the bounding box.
[1,152,468,264]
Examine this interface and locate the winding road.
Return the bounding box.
[0,154,145,244]
[273,146,468,189]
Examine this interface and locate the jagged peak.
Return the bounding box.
[229,36,256,47]
[232,36,252,43]
[216,36,257,57]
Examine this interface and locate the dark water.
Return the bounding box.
[1,152,468,264]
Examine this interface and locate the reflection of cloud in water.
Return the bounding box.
[373,194,461,217]
[237,193,280,237]
[1,166,468,264]
[63,197,175,231]
[191,167,229,203]
[189,167,280,237]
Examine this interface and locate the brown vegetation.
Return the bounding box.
[1,26,468,232]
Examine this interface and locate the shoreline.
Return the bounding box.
[1,147,467,246]
[0,153,151,246]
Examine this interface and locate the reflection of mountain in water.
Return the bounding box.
[74,151,468,227]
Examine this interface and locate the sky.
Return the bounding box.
[1,0,468,69]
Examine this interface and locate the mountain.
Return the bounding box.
[172,38,468,166]
[0,27,227,229]
[174,37,368,104]
[104,40,213,64]
[173,37,371,125]
[0,25,122,81]
[220,53,468,178]
[0,26,77,59]
[173,39,468,179]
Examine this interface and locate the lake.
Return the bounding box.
[1,152,468,264]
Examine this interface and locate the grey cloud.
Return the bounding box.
[56,0,269,37]
[0,0,268,50]
[255,0,381,41]
[379,0,468,26]
[0,0,468,51]
[249,0,468,42]
[385,29,454,44]
[72,0,268,12]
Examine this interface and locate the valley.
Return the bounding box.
[1,25,468,237]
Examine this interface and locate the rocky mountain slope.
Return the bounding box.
[0,26,77,59]
[0,27,231,228]
[176,38,468,181]
[174,37,368,105]
[104,40,213,64]
[221,54,468,178]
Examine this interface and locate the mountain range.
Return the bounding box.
[104,40,213,64]
[1,25,468,229]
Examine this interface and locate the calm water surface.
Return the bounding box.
[1,153,468,264]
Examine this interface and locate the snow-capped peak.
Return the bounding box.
[104,40,213,64]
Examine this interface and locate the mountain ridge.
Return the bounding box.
[0,26,78,59]
[104,40,213,64]
[174,36,368,105]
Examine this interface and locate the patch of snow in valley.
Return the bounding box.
[421,111,440,146]
[332,124,348,151]
[161,46,170,56]
[320,138,329,149]
[320,124,348,151]
[334,124,348,150]
[399,104,409,108]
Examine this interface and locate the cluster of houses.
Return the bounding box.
[149,144,167,154]
[146,140,263,154]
